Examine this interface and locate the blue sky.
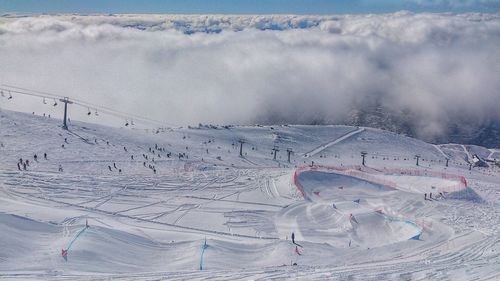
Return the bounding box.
[0,0,499,14]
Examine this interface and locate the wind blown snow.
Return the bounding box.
[0,12,499,140]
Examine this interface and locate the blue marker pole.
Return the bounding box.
[199,238,208,270]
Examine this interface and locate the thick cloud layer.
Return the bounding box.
[0,13,499,142]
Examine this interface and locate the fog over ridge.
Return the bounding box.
[0,13,499,145]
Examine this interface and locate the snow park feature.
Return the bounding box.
[0,108,499,280]
[287,167,424,247]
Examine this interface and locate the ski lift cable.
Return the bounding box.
[1,84,62,99]
[2,84,170,126]
[2,84,168,125]
[0,84,173,126]
[71,100,168,126]
[70,102,161,126]
[0,87,57,101]
[0,84,164,124]
[0,86,152,125]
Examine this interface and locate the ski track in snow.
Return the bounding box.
[303,127,365,158]
[0,109,499,280]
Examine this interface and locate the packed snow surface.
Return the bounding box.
[0,109,499,280]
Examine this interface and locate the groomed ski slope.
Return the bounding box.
[0,109,499,280]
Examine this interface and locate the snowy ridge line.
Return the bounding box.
[293,165,468,197]
[303,127,365,158]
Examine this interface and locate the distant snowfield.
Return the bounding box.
[0,109,499,280]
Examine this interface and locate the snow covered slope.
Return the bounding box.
[0,109,499,280]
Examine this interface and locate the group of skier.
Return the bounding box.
[107,143,175,175]
[16,153,49,171]
[15,133,196,176]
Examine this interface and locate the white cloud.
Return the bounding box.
[0,13,499,141]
